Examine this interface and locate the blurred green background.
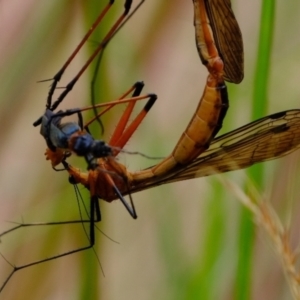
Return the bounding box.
[0,0,300,299]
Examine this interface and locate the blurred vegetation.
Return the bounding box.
[0,0,300,299]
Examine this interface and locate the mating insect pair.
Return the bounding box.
[1,0,300,295]
[36,0,239,218]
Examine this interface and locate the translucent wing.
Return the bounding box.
[129,110,300,193]
[205,0,244,83]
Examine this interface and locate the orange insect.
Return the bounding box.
[41,0,235,214]
[61,0,300,221]
[2,0,299,294]
[193,0,243,83]
[64,0,243,207]
[66,109,300,194]
[0,0,229,290]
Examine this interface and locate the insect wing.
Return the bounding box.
[128,110,300,193]
[168,110,300,182]
[205,0,244,83]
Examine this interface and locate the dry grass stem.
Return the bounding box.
[219,176,300,300]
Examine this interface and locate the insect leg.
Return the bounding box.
[0,192,100,293]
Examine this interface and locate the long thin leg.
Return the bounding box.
[45,1,115,109]
[91,0,146,131]
[49,94,153,122]
[0,194,100,293]
[33,0,133,127]
[49,0,133,113]
[109,82,144,145]
[85,81,145,128]
[104,169,137,218]
[112,95,157,151]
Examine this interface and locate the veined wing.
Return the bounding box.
[205,0,244,83]
[128,109,300,193]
